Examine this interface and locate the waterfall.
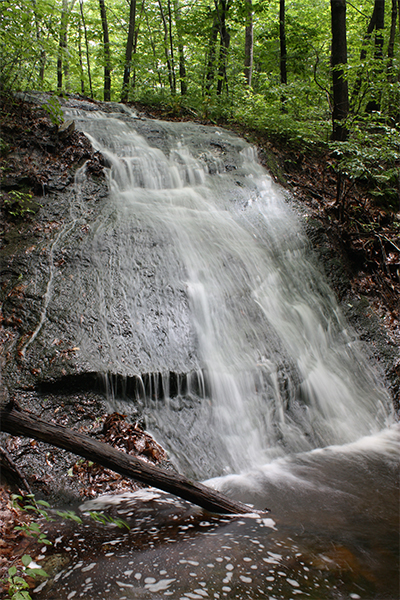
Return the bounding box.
[64,104,392,479]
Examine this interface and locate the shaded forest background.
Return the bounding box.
[1,0,399,185]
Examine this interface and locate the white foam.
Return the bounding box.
[79,488,164,511]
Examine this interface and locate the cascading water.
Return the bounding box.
[33,102,398,600]
[64,104,391,479]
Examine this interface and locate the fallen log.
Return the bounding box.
[0,401,253,515]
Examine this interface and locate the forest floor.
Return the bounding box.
[0,94,399,596]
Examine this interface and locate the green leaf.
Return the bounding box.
[11,494,23,503]
[25,567,48,578]
[21,555,32,567]
[12,577,28,587]
[56,510,82,523]
[8,565,17,577]
[13,592,32,600]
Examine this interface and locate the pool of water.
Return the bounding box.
[34,425,399,600]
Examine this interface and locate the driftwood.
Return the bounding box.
[0,401,253,515]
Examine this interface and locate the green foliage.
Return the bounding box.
[330,113,400,210]
[3,191,35,218]
[4,492,130,598]
[14,522,52,546]
[2,555,48,600]
[87,510,130,530]
[0,0,398,214]
[55,510,82,523]
[42,96,64,126]
[0,137,10,155]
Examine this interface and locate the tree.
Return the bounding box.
[387,0,399,120]
[244,0,253,86]
[157,0,176,95]
[279,0,287,85]
[330,0,349,141]
[57,0,78,92]
[79,0,93,98]
[365,0,385,113]
[205,7,220,95]
[31,0,47,83]
[216,0,231,96]
[173,0,187,95]
[99,0,111,101]
[121,0,137,102]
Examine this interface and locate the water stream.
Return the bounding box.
[34,103,398,600]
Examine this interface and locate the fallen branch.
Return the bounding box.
[0,401,254,515]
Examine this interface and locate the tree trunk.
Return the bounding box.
[145,10,163,88]
[0,401,254,515]
[167,0,176,92]
[366,0,385,113]
[121,0,137,103]
[279,0,287,85]
[244,0,253,87]
[330,0,349,141]
[31,0,46,83]
[99,0,111,101]
[78,17,85,95]
[79,0,93,99]
[57,0,69,91]
[130,0,145,96]
[216,0,230,96]
[158,0,176,95]
[387,0,397,70]
[205,12,219,95]
[174,0,187,95]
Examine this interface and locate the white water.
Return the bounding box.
[64,105,392,478]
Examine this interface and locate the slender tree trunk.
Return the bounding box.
[279,0,287,85]
[205,12,219,95]
[351,4,377,110]
[130,0,145,96]
[279,0,287,112]
[57,0,69,91]
[121,0,137,102]
[145,10,163,88]
[79,0,93,99]
[387,0,399,120]
[78,17,85,94]
[158,0,176,94]
[216,0,230,96]
[330,0,349,141]
[387,0,397,71]
[244,0,253,87]
[174,0,187,95]
[31,0,46,83]
[167,0,176,92]
[99,0,111,101]
[366,0,385,112]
